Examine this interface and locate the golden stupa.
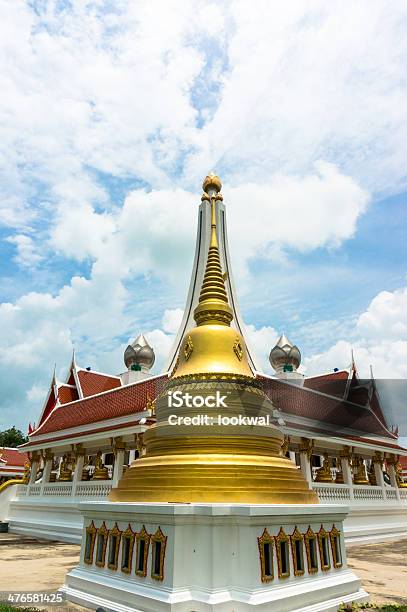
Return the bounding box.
[109,174,318,504]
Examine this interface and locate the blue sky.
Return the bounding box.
[0,1,407,433]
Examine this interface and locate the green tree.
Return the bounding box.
[0,426,28,447]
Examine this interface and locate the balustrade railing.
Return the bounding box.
[43,483,73,496]
[75,482,112,497]
[353,485,384,501]
[16,480,112,499]
[312,482,351,502]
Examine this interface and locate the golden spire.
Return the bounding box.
[194,193,233,327]
[171,175,253,380]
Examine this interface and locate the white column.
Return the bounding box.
[288,451,296,464]
[340,449,354,500]
[129,450,137,463]
[72,450,85,495]
[112,438,126,487]
[113,449,125,487]
[387,458,401,500]
[299,452,312,485]
[372,453,385,491]
[40,452,53,493]
[28,454,39,485]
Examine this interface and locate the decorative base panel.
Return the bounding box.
[61,502,367,612]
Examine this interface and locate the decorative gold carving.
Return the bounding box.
[201,192,210,202]
[135,433,145,457]
[329,525,343,568]
[183,336,193,361]
[233,338,243,361]
[84,521,97,565]
[146,394,156,416]
[23,459,31,483]
[372,451,383,465]
[317,526,331,571]
[335,460,344,484]
[92,451,110,480]
[112,437,125,456]
[353,456,369,485]
[304,526,319,574]
[135,525,150,577]
[314,453,333,483]
[73,443,85,458]
[95,522,109,568]
[290,526,305,576]
[275,527,290,579]
[339,446,352,460]
[395,459,407,488]
[257,528,274,583]
[281,435,290,457]
[58,454,73,481]
[43,449,54,461]
[151,526,167,581]
[81,456,90,481]
[107,523,122,571]
[368,462,377,485]
[299,437,314,460]
[121,524,135,574]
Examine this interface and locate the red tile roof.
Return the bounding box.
[0,447,28,466]
[57,385,79,404]
[304,370,349,397]
[260,375,395,439]
[77,370,121,397]
[30,375,167,438]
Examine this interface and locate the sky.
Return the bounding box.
[0,0,407,433]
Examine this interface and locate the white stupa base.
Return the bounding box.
[61,502,367,612]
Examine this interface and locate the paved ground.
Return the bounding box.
[0,533,406,609]
[347,537,407,606]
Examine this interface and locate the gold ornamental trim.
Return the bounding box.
[257,528,274,583]
[121,524,135,574]
[183,336,194,361]
[95,522,109,568]
[304,526,319,574]
[275,527,290,579]
[329,525,342,569]
[317,526,331,571]
[151,526,167,582]
[233,338,243,361]
[107,523,122,571]
[84,521,97,565]
[135,525,150,577]
[290,526,305,576]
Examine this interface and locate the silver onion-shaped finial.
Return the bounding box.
[124,333,155,371]
[269,333,301,373]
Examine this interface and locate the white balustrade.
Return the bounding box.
[75,482,113,497]
[312,483,351,502]
[43,483,73,496]
[15,485,27,496]
[353,485,384,501]
[21,480,113,499]
[399,489,407,500]
[385,488,399,500]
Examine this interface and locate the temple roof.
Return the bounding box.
[22,366,397,449]
[260,375,395,440]
[0,447,28,470]
[27,374,167,441]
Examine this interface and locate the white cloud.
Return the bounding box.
[245,324,279,372]
[6,234,43,268]
[162,309,184,335]
[303,284,407,379]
